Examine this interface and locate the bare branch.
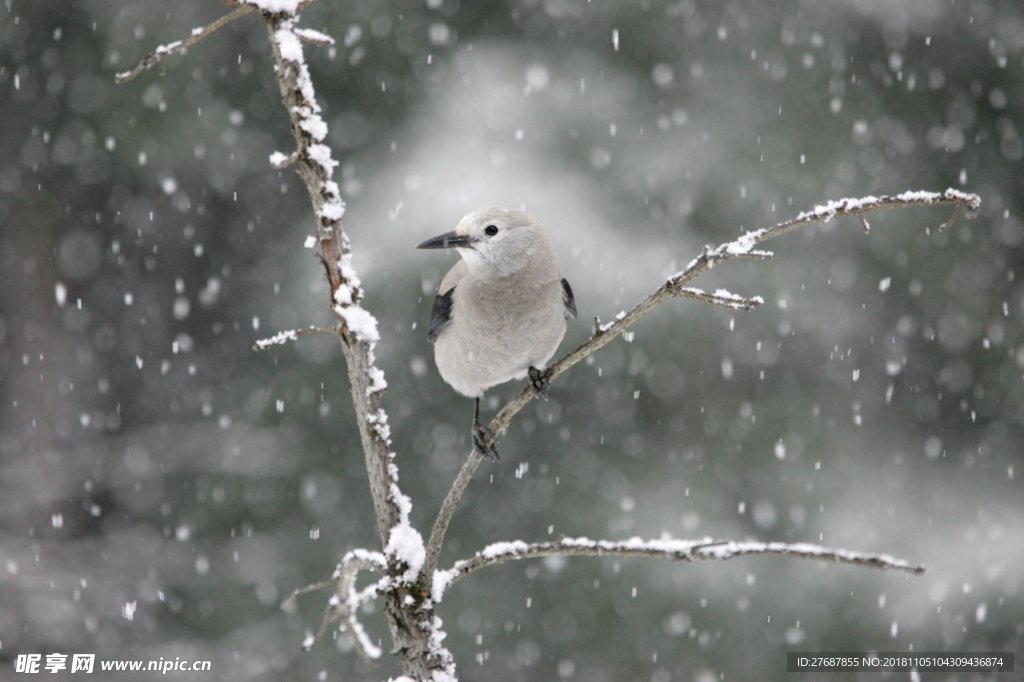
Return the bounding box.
[281,577,334,611]
[423,188,981,580]
[858,214,871,234]
[939,203,962,232]
[252,325,335,351]
[433,537,924,600]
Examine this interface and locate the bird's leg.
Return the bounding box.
[528,366,550,400]
[472,397,500,461]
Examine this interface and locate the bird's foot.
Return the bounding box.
[472,419,500,462]
[528,366,550,401]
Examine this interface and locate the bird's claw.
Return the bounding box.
[528,366,550,401]
[472,419,500,461]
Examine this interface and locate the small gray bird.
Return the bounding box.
[417,207,576,460]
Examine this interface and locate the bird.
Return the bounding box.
[417,207,577,461]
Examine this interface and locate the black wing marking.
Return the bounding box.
[428,287,455,342]
[561,278,577,319]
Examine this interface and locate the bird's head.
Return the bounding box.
[417,207,549,278]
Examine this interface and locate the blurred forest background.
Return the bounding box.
[2,0,1022,680]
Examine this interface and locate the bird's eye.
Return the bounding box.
[484,225,499,236]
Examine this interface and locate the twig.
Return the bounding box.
[270,151,299,169]
[114,0,323,85]
[281,577,334,611]
[115,5,256,84]
[294,27,335,45]
[303,550,388,655]
[939,204,962,232]
[432,537,924,601]
[675,287,764,311]
[252,325,335,351]
[422,188,981,580]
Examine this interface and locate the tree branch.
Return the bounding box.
[115,5,255,84]
[313,550,387,657]
[117,4,455,677]
[113,0,324,85]
[259,11,453,679]
[262,8,405,545]
[432,537,924,601]
[252,325,335,351]
[422,189,981,580]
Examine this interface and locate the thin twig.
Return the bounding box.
[252,325,336,351]
[114,0,323,85]
[115,5,255,84]
[939,204,962,232]
[422,189,981,581]
[432,537,924,601]
[281,577,334,611]
[304,551,387,654]
[294,27,336,45]
[675,286,764,311]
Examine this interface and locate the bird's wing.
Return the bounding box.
[428,287,454,342]
[561,278,577,319]
[428,261,468,342]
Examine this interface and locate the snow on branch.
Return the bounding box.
[294,27,335,45]
[675,287,764,312]
[283,549,388,657]
[261,8,414,548]
[118,3,451,677]
[433,537,924,601]
[252,325,335,351]
[259,10,452,677]
[115,5,254,84]
[423,188,980,580]
[114,1,327,85]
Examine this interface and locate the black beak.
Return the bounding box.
[416,230,471,250]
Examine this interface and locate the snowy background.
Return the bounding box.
[2,0,1022,680]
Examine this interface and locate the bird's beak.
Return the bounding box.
[416,230,472,250]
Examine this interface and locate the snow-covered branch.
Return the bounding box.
[283,549,387,657]
[117,2,456,677]
[423,188,980,580]
[261,4,408,546]
[252,325,335,351]
[258,11,455,678]
[433,537,923,601]
[114,1,326,85]
[115,5,251,84]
